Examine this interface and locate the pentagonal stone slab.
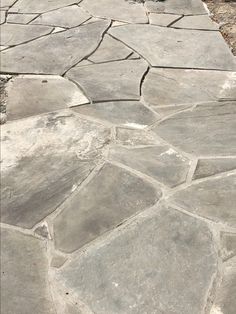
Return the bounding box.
[9,0,79,13]
[109,24,235,70]
[89,35,132,63]
[1,23,53,46]
[7,13,38,24]
[1,110,110,228]
[6,75,89,121]
[169,174,236,227]
[149,13,181,27]
[67,60,147,101]
[116,127,161,146]
[109,145,190,187]
[221,232,236,261]
[73,101,158,128]
[154,102,236,156]
[56,204,217,314]
[143,69,236,107]
[53,163,161,252]
[1,228,55,314]
[0,20,109,74]
[81,0,148,24]
[193,158,236,180]
[145,0,207,15]
[172,15,219,30]
[31,5,90,28]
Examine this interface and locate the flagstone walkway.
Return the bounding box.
[1,1,236,313]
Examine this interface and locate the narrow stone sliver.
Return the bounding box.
[0,0,236,313]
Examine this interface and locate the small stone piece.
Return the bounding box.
[10,0,78,13]
[172,15,219,31]
[51,253,67,268]
[53,163,161,252]
[34,222,51,239]
[56,204,217,314]
[145,0,207,15]
[89,34,132,63]
[67,59,147,101]
[0,10,6,24]
[7,13,38,24]
[169,174,236,227]
[1,23,53,46]
[73,101,158,128]
[0,21,109,74]
[193,158,236,180]
[154,102,236,156]
[81,0,148,24]
[110,24,235,70]
[31,5,90,28]
[221,233,236,261]
[116,127,160,146]
[143,68,236,107]
[149,13,181,27]
[109,145,190,187]
[6,75,89,120]
[1,228,55,314]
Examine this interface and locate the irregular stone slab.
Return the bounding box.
[89,34,132,63]
[0,10,6,24]
[73,101,158,128]
[53,163,160,252]
[210,257,236,314]
[31,5,90,28]
[7,12,38,24]
[169,174,236,227]
[221,232,236,261]
[10,0,79,13]
[110,24,235,70]
[0,0,16,7]
[56,204,217,314]
[6,75,89,120]
[172,15,219,30]
[67,60,147,101]
[0,20,109,74]
[1,228,55,314]
[149,13,181,27]
[1,23,53,46]
[143,68,236,107]
[116,127,161,146]
[145,0,207,15]
[154,102,236,156]
[109,145,190,187]
[81,0,148,24]
[193,158,236,180]
[1,110,110,228]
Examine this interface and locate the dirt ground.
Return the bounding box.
[204,0,236,55]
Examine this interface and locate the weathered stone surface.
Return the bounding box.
[169,174,236,227]
[109,145,190,187]
[31,5,90,28]
[6,75,89,120]
[154,102,236,156]
[10,0,78,13]
[172,15,219,30]
[143,69,236,107]
[145,0,207,15]
[0,0,16,7]
[0,21,109,74]
[193,158,236,180]
[1,228,55,314]
[110,24,235,70]
[54,163,160,252]
[1,110,110,228]
[89,34,132,63]
[149,13,181,27]
[210,257,236,314]
[7,12,38,24]
[57,204,217,314]
[221,232,236,261]
[81,0,148,24]
[116,127,160,146]
[1,23,52,46]
[73,101,158,128]
[0,10,6,24]
[67,60,147,101]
